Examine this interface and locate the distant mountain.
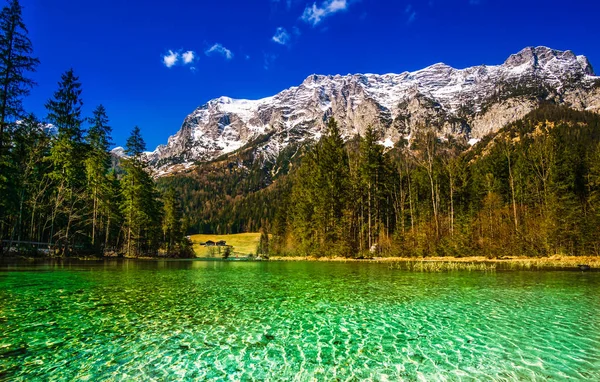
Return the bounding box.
[110,146,126,158]
[147,46,600,175]
[17,120,56,136]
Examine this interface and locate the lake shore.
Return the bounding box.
[2,253,598,270]
[268,255,600,269]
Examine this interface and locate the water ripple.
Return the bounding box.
[1,261,599,381]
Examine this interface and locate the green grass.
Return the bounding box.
[189,233,262,257]
[387,261,497,272]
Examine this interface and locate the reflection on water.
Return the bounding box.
[1,259,599,380]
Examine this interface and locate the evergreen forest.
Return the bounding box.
[164,105,600,258]
[0,0,191,257]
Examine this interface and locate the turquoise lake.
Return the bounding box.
[1,260,599,381]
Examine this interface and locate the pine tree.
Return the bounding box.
[290,118,353,256]
[256,227,270,257]
[45,69,86,254]
[104,169,123,252]
[86,105,111,152]
[291,149,319,254]
[4,114,50,248]
[315,118,350,247]
[125,126,145,159]
[46,69,85,186]
[162,186,182,253]
[358,126,386,252]
[0,0,38,153]
[0,0,38,249]
[121,127,144,256]
[85,105,112,248]
[413,130,441,240]
[121,126,162,256]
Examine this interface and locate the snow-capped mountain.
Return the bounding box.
[42,123,57,136]
[147,46,600,174]
[15,120,57,136]
[110,146,127,158]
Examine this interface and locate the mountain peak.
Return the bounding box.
[503,46,593,75]
[147,46,600,176]
[302,74,333,86]
[577,55,595,76]
[427,62,453,70]
[504,46,557,66]
[210,96,235,105]
[111,146,127,158]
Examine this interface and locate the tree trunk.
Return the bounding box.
[399,167,406,235]
[92,186,97,246]
[408,175,414,233]
[368,185,372,250]
[359,195,363,251]
[105,213,110,254]
[0,16,15,155]
[428,170,439,239]
[507,151,519,232]
[127,176,134,256]
[50,181,65,249]
[0,16,16,254]
[449,171,455,237]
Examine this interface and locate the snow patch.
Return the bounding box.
[381,138,394,148]
[111,146,127,158]
[146,46,599,176]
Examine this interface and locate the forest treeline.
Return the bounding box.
[156,141,298,234]
[0,0,191,257]
[271,105,600,258]
[168,104,600,258]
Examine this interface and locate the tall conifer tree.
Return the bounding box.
[0,0,38,152]
[358,126,386,251]
[0,0,38,248]
[46,69,85,186]
[85,105,112,247]
[45,69,85,253]
[121,126,162,256]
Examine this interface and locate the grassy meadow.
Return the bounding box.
[189,233,261,257]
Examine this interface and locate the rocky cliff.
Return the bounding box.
[146,46,600,175]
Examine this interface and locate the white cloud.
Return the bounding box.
[182,51,195,64]
[162,50,179,68]
[272,27,291,45]
[162,49,197,68]
[327,0,346,12]
[301,0,348,26]
[205,43,234,60]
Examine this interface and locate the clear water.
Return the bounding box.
[1,260,599,381]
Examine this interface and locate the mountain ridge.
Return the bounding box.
[144,46,600,176]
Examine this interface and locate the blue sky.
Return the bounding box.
[21,0,600,150]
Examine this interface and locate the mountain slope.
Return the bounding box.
[148,46,600,175]
[160,104,600,242]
